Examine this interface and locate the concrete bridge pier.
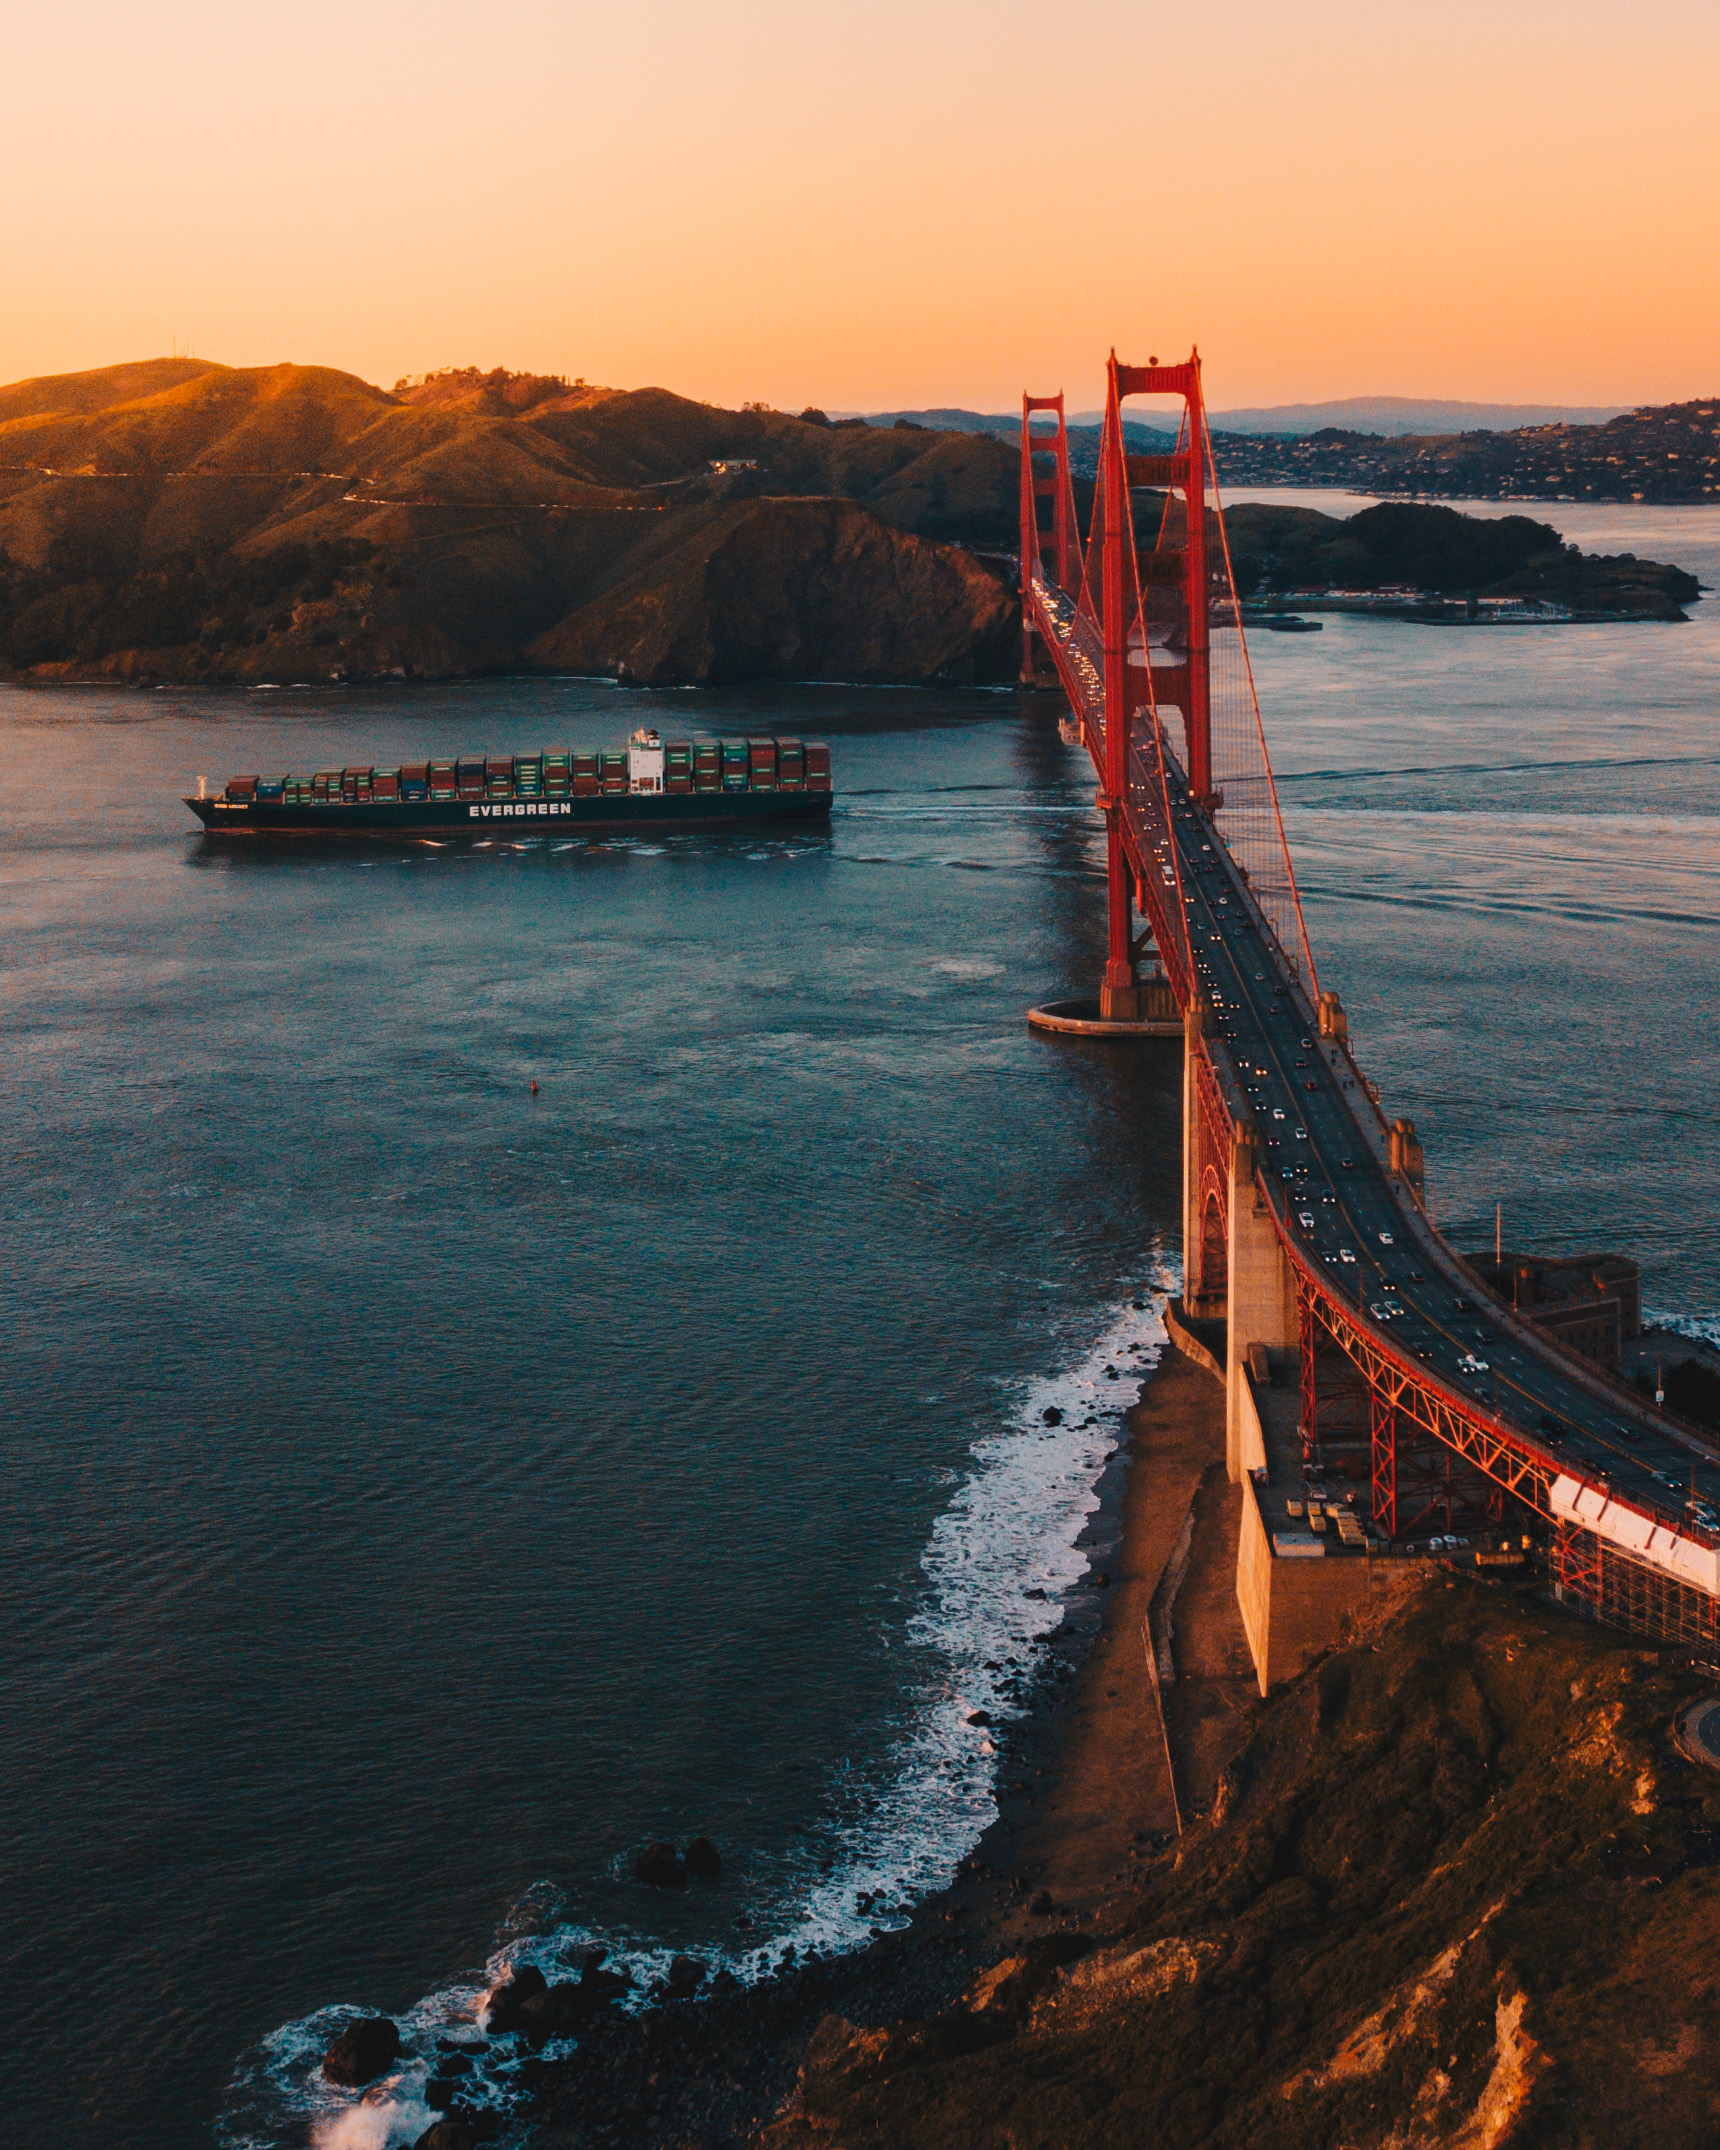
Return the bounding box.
[1181,1005,1227,1322]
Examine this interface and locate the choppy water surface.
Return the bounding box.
[1,499,1716,2147]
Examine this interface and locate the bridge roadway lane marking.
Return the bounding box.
[1163,796,1720,1524]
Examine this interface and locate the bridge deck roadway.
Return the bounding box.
[1028,574,1720,1583]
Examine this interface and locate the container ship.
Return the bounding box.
[185,729,832,835]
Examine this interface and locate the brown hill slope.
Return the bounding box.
[0,356,223,428]
[529,496,1017,685]
[0,360,1019,684]
[768,1578,1720,2150]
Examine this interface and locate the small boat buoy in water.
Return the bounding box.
[529,1079,539,1095]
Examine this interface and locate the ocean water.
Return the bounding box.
[1,497,1716,2147]
[1225,492,1720,1297]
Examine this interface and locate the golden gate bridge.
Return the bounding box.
[1021,348,1720,1674]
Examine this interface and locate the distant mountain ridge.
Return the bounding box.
[1205,396,1632,437]
[858,397,1634,439]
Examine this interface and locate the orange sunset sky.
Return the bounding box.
[4,0,1717,413]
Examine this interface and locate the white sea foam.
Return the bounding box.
[1644,1307,1720,1350]
[222,1257,1176,2146]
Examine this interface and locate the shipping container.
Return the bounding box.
[373,768,402,801]
[429,759,458,798]
[313,772,338,800]
[805,739,832,792]
[514,754,544,794]
[225,775,259,800]
[456,757,487,799]
[544,753,571,794]
[721,738,750,792]
[747,737,778,791]
[776,736,806,791]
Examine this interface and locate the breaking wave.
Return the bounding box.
[1644,1307,1720,1351]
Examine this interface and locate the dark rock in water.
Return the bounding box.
[435,2051,474,2078]
[423,2074,460,2112]
[483,1963,547,2033]
[413,2118,500,2150]
[1041,1406,1062,1426]
[579,1957,632,2003]
[667,1954,706,1996]
[321,2014,401,2086]
[966,1709,992,1727]
[635,1839,689,1889]
[435,2034,484,2055]
[516,1980,598,2042]
[684,1834,723,1879]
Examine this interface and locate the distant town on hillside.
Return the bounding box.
[860,397,1720,504]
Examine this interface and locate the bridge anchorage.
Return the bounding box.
[1024,346,1720,1688]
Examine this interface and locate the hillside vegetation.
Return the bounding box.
[0,361,1018,685]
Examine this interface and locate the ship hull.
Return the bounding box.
[185,790,834,836]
